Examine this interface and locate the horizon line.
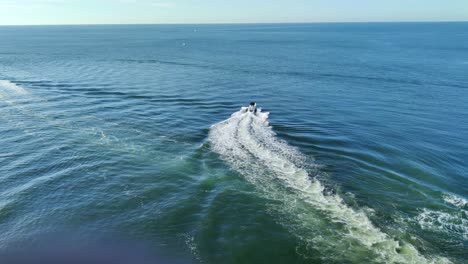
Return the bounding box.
[0,20,467,27]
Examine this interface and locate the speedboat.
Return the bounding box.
[248,102,257,113]
[242,102,257,113]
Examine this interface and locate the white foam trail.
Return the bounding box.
[416,208,468,240]
[443,194,468,208]
[208,109,451,263]
[0,80,29,96]
[413,193,468,240]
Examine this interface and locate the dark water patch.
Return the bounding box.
[117,59,196,67]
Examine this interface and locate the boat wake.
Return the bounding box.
[208,108,451,263]
[0,79,160,157]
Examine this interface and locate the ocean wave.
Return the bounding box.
[118,59,468,89]
[208,108,451,263]
[0,83,154,158]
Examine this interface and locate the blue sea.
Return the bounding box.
[0,23,467,263]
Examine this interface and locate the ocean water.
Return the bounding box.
[0,23,467,263]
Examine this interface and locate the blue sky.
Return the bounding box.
[0,0,467,25]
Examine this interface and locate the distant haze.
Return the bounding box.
[0,0,467,25]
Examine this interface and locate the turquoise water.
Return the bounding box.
[0,23,467,263]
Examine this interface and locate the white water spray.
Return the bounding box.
[0,80,29,96]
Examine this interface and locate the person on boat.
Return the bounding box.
[248,102,257,113]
